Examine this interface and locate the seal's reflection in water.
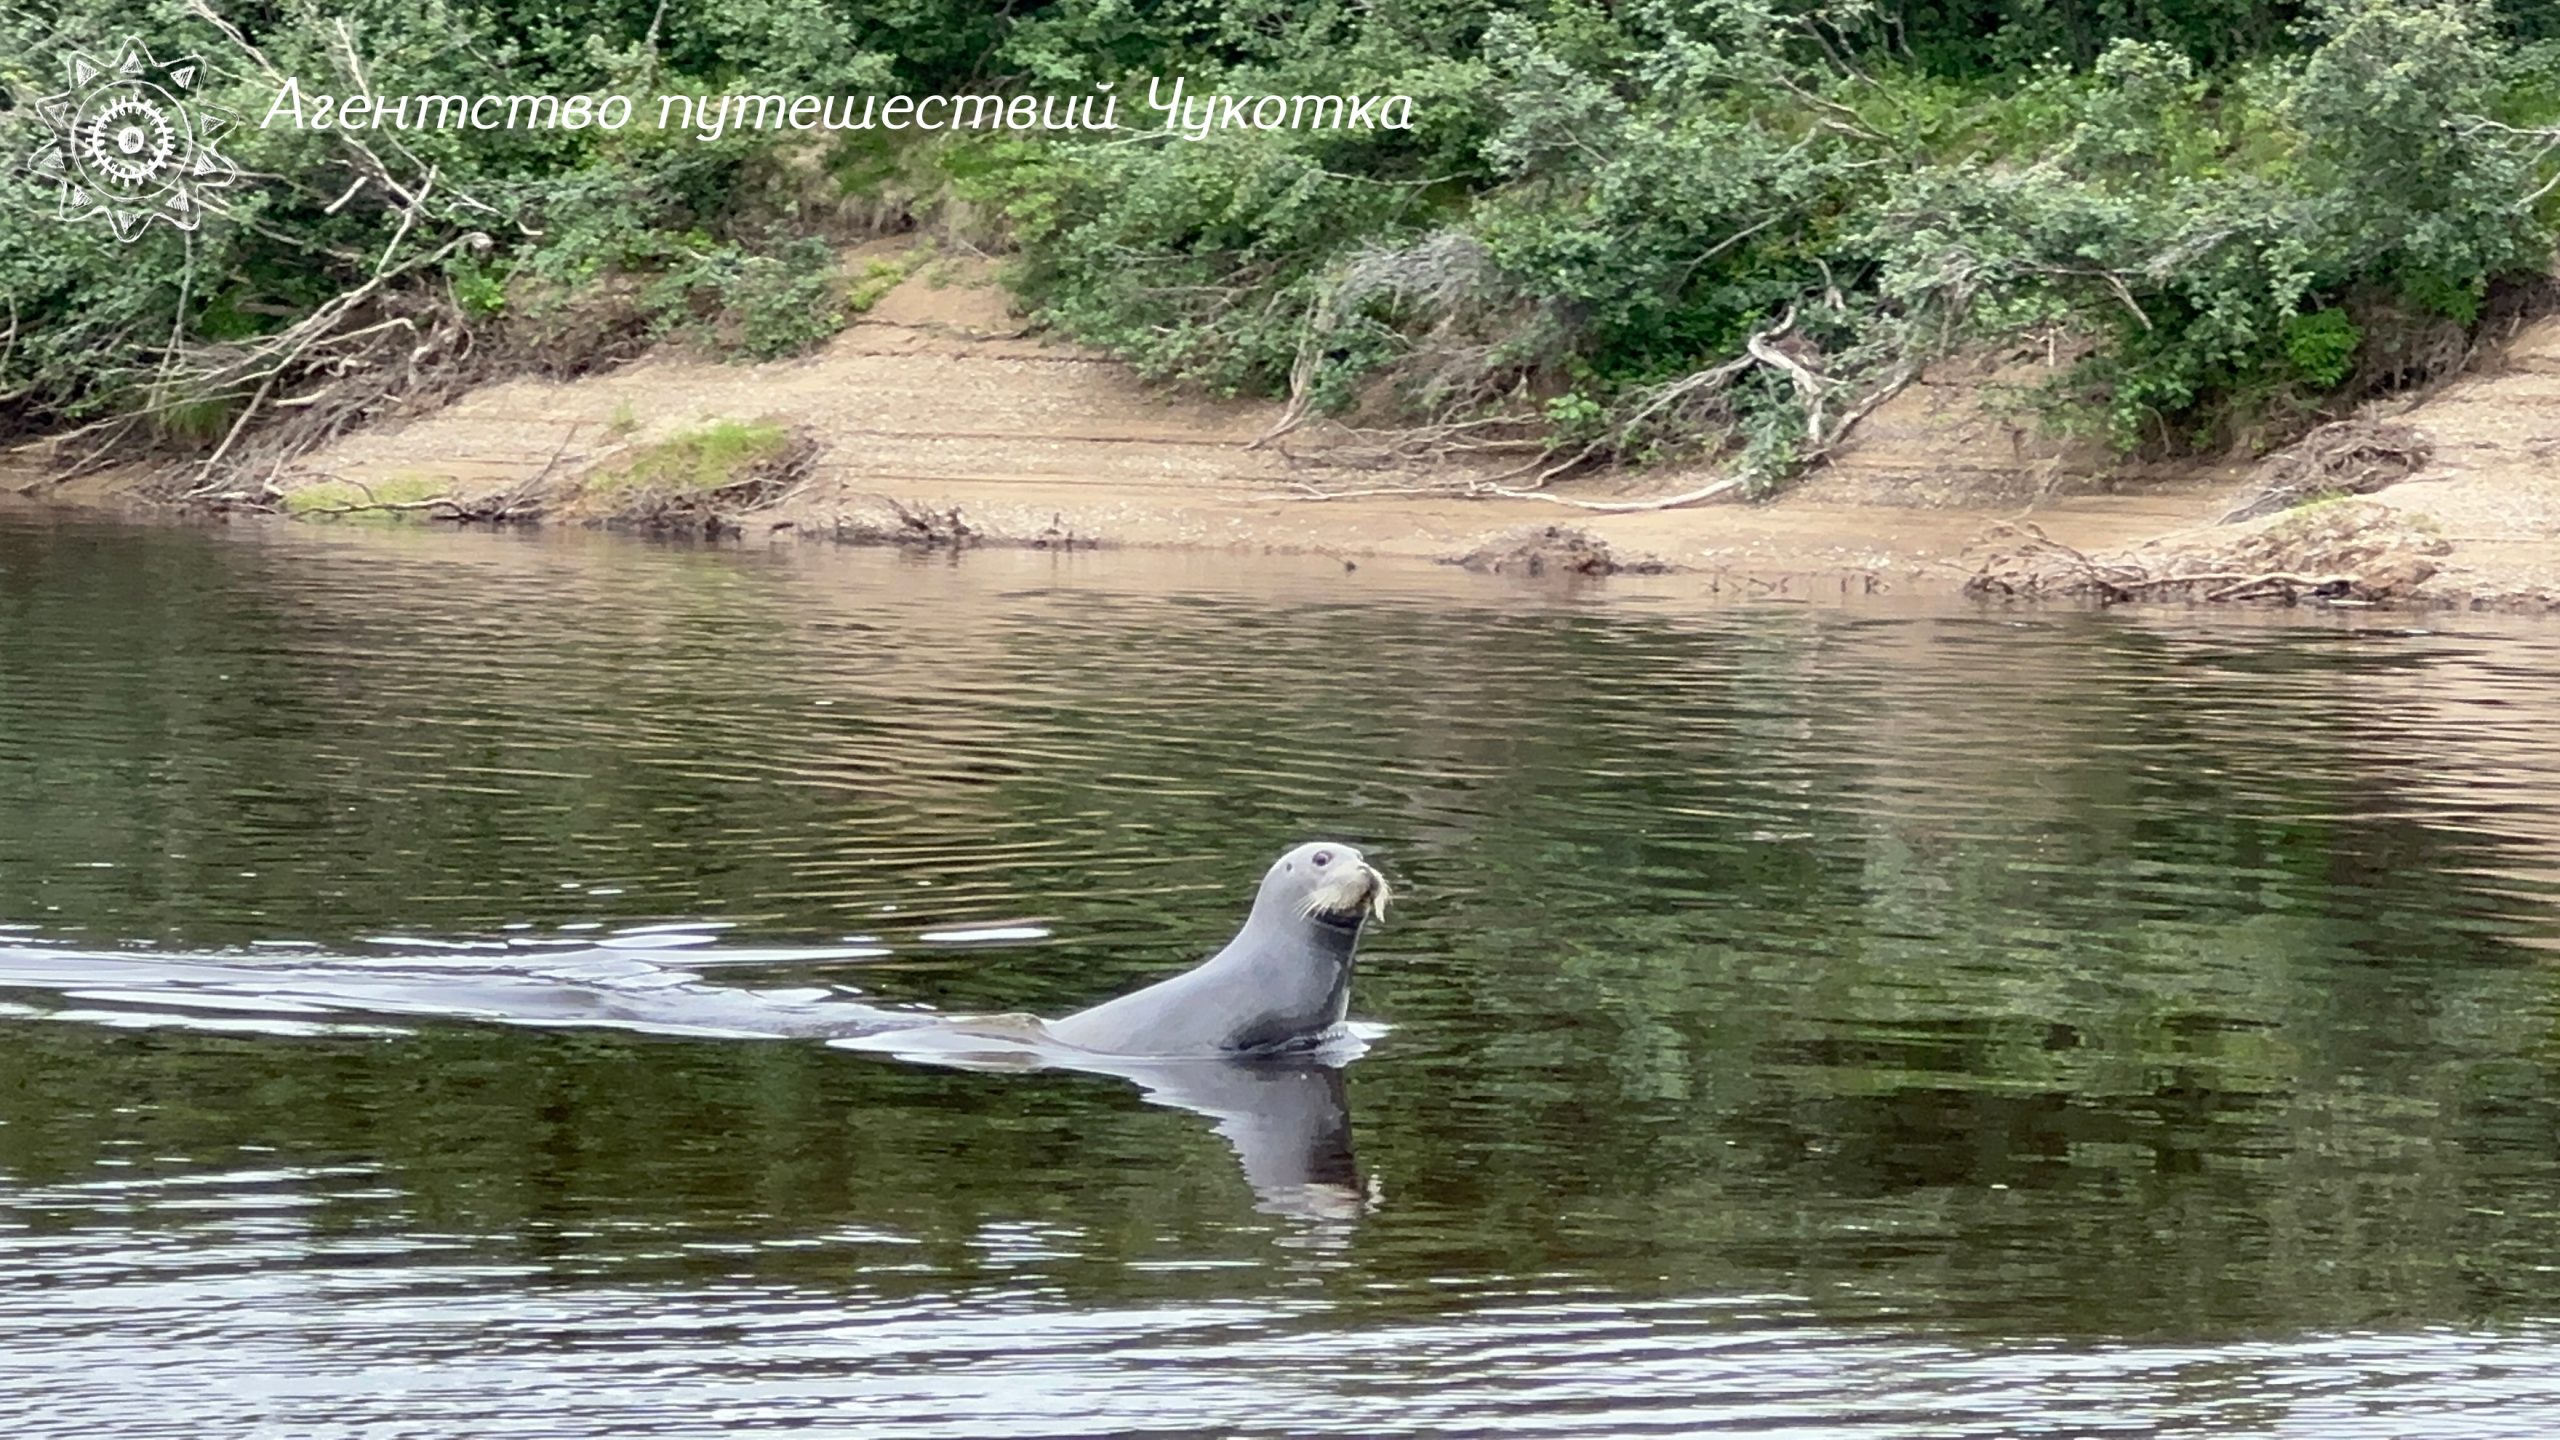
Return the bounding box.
[824,839,1392,1225]
[835,1021,1376,1224]
[0,841,1394,1226]
[0,942,1383,1227]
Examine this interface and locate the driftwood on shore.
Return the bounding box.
[1966,501,2449,604]
[276,423,823,539]
[1259,305,1918,514]
[1446,525,1671,577]
[2219,419,2434,524]
[1966,523,2359,602]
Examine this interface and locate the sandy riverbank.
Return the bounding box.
[13,247,2559,607]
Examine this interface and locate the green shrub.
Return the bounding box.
[2282,310,2363,387]
[10,0,2560,486]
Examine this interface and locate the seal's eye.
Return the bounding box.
[1312,851,1333,867]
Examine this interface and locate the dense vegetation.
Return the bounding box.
[8,0,2560,489]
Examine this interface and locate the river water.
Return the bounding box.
[3,507,2560,1437]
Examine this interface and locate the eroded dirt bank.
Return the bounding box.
[15,252,2560,606]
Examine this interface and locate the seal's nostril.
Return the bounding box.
[1312,851,1332,867]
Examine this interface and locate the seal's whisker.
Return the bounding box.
[1292,866,1389,924]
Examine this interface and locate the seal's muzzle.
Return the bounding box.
[1298,860,1389,929]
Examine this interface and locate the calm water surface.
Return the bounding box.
[3,507,2560,1437]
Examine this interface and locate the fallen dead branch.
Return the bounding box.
[1266,299,1921,511]
[1269,414,1548,471]
[2220,419,2434,523]
[66,4,552,505]
[1258,472,1747,512]
[258,421,579,523]
[288,479,460,517]
[446,428,584,524]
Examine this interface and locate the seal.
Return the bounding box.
[1043,840,1390,1058]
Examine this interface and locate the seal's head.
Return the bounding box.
[1042,840,1390,1058]
[1254,840,1390,934]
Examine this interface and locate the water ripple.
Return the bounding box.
[6,516,2560,1434]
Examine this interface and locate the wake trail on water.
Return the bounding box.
[0,929,1385,1221]
[0,936,916,1043]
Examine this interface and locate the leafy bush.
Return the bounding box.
[8,0,2560,488]
[0,0,901,445]
[965,0,2560,480]
[2282,310,2362,388]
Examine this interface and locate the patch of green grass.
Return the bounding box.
[845,258,909,314]
[283,474,452,519]
[585,419,794,498]
[152,397,239,448]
